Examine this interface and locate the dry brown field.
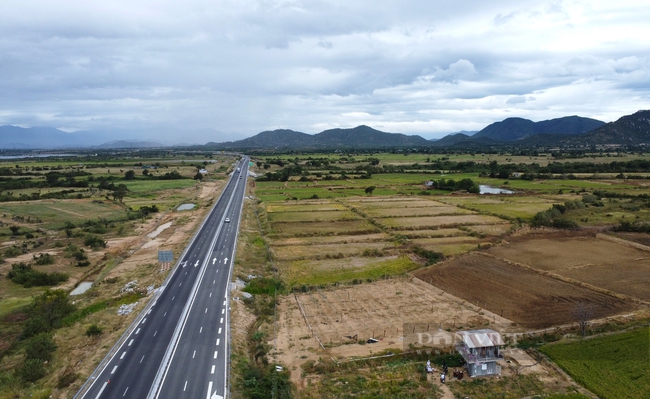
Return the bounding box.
[272,241,392,260]
[380,214,504,229]
[609,231,650,247]
[413,254,636,329]
[399,228,466,238]
[464,224,512,236]
[266,209,359,223]
[279,277,500,348]
[487,236,648,271]
[364,205,474,218]
[272,233,391,246]
[268,219,379,236]
[487,235,650,302]
[346,198,446,206]
[266,202,346,212]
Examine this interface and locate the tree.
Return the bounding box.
[112,184,128,202]
[194,172,204,180]
[9,225,20,236]
[364,186,376,196]
[574,301,594,337]
[124,170,136,180]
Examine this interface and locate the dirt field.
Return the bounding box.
[274,277,509,373]
[268,219,379,236]
[488,236,649,271]
[381,214,505,229]
[413,253,636,329]
[487,235,650,302]
[364,206,474,218]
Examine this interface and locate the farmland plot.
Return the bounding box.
[413,254,636,329]
[487,236,650,301]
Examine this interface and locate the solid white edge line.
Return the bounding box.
[148,162,245,399]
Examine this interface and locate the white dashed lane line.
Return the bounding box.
[111,366,118,374]
[128,339,134,346]
[120,352,126,359]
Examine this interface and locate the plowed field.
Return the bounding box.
[413,254,636,328]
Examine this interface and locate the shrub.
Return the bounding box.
[85,324,103,337]
[5,246,23,257]
[7,262,69,288]
[25,333,57,361]
[33,253,55,265]
[20,358,46,382]
[84,235,107,249]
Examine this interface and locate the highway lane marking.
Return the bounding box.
[123,387,129,397]
[211,365,215,374]
[220,318,224,324]
[216,339,220,346]
[213,280,216,284]
[193,350,196,359]
[179,282,182,286]
[120,351,126,359]
[205,308,208,313]
[142,318,146,324]
[136,328,140,334]
[128,339,134,346]
[207,381,213,399]
[221,309,225,314]
[111,366,118,374]
[184,381,188,391]
[218,328,222,334]
[140,355,145,363]
[154,330,157,337]
[95,381,108,399]
[200,327,203,333]
[223,301,226,306]
[209,293,212,297]
[172,296,175,301]
[164,312,167,317]
[214,351,218,359]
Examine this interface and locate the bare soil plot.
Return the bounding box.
[559,261,650,302]
[272,241,393,261]
[488,236,649,271]
[272,233,390,246]
[268,220,379,236]
[400,228,466,238]
[266,202,346,213]
[464,224,512,236]
[609,232,650,248]
[278,278,496,350]
[413,254,635,329]
[267,210,360,223]
[381,214,505,230]
[363,206,474,218]
[347,198,447,208]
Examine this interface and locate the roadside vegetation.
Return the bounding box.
[0,150,236,398]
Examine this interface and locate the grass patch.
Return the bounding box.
[287,256,419,286]
[540,327,650,399]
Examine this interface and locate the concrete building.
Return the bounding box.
[456,329,504,377]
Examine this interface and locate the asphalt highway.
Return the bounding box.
[77,157,249,399]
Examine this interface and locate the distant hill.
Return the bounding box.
[96,140,167,149]
[473,116,605,141]
[0,125,100,149]
[558,110,650,146]
[209,125,430,149]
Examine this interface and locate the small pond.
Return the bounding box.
[177,203,196,211]
[70,282,93,296]
[479,185,514,195]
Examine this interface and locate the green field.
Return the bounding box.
[541,327,650,399]
[287,256,419,286]
[0,200,126,229]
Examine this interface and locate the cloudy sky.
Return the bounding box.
[1,0,649,143]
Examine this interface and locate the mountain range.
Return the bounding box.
[207,125,431,149]
[1,110,649,150]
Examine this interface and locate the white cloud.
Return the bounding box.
[0,0,648,141]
